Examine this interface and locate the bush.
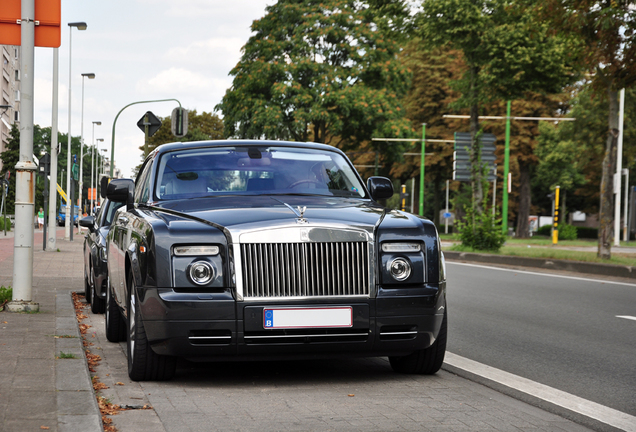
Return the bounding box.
[558,223,578,240]
[456,208,506,251]
[537,224,552,236]
[0,285,12,307]
[576,226,598,239]
[0,217,11,232]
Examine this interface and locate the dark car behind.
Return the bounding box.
[80,199,124,313]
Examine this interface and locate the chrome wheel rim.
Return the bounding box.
[129,290,136,362]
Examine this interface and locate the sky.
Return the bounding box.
[32,0,273,178]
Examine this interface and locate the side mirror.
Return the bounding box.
[367,177,394,201]
[106,178,135,210]
[79,216,95,233]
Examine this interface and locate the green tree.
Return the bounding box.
[419,0,577,220]
[533,86,636,220]
[538,0,636,258]
[216,0,412,161]
[397,43,464,223]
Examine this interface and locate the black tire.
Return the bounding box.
[389,311,447,375]
[127,272,176,381]
[105,279,126,343]
[90,266,106,314]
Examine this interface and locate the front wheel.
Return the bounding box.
[84,265,92,304]
[105,279,126,343]
[90,267,106,314]
[127,273,176,381]
[389,311,447,375]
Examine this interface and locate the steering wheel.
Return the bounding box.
[288,179,323,189]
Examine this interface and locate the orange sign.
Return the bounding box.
[88,188,97,200]
[0,0,61,48]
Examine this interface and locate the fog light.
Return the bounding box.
[389,258,411,281]
[188,261,215,285]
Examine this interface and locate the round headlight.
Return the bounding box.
[188,261,215,285]
[389,258,411,281]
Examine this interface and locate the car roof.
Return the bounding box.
[147,140,347,159]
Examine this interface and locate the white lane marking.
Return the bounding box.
[447,261,636,287]
[444,352,636,432]
[617,315,636,321]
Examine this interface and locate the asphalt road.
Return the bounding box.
[445,261,636,416]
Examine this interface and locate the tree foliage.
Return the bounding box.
[216,0,412,155]
[537,0,636,258]
[418,0,578,219]
[0,125,90,214]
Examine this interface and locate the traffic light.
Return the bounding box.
[171,107,188,137]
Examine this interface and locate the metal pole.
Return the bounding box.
[91,124,94,213]
[492,166,497,217]
[109,98,182,178]
[445,179,449,234]
[419,124,426,216]
[614,88,625,246]
[43,166,48,250]
[47,48,59,252]
[502,101,511,235]
[79,76,85,223]
[623,169,629,242]
[9,0,38,311]
[65,26,73,240]
[552,186,560,245]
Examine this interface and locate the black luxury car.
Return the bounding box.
[80,199,124,313]
[105,140,447,381]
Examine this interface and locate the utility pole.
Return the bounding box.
[8,0,38,312]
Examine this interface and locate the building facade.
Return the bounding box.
[1,44,21,171]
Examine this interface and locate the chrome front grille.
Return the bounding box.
[240,242,370,299]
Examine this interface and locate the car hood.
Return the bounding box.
[150,195,420,238]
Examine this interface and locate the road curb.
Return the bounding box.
[444,250,636,280]
[56,292,103,432]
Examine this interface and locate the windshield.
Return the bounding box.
[154,146,366,200]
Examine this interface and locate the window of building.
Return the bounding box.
[14,70,20,81]
[14,90,20,101]
[14,111,19,122]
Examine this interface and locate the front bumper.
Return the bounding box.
[139,284,445,361]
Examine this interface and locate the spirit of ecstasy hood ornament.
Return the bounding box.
[283,203,308,224]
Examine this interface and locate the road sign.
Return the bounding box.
[71,163,79,181]
[0,0,61,47]
[137,111,162,137]
[453,132,497,182]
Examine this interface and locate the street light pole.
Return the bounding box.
[65,21,87,241]
[91,122,101,214]
[8,0,38,311]
[47,48,59,252]
[95,138,104,204]
[79,73,95,223]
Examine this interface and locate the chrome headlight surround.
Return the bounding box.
[188,260,216,286]
[388,257,412,281]
[380,241,425,285]
[172,244,224,288]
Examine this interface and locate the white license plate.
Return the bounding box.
[263,307,353,329]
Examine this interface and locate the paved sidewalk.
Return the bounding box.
[0,228,102,432]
